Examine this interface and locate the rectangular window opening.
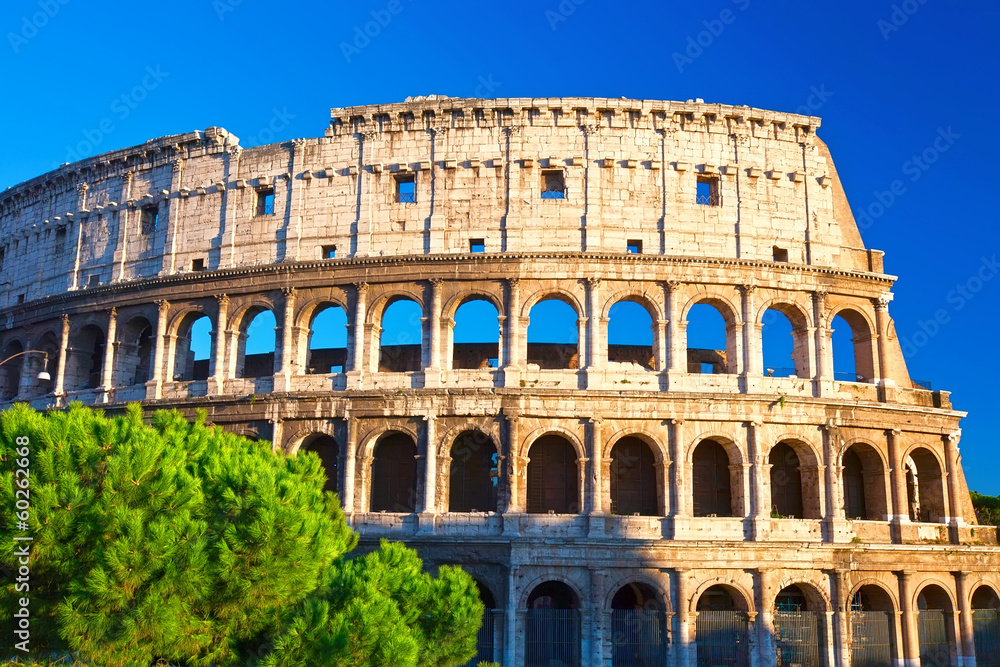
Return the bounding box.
[321,244,337,259]
[16,294,25,304]
[140,206,158,235]
[86,274,100,289]
[256,187,275,216]
[54,228,67,252]
[470,238,486,253]
[394,174,416,203]
[541,169,566,199]
[772,246,789,262]
[696,176,719,206]
[191,258,205,272]
[626,239,642,254]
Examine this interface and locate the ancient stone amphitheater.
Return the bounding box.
[1,96,999,666]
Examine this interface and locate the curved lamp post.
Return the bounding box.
[0,350,52,381]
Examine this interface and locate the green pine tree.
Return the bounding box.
[0,403,482,666]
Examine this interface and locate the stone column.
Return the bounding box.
[503,413,522,535]
[832,569,851,667]
[954,571,977,667]
[100,308,117,403]
[588,417,606,537]
[147,300,170,399]
[589,567,606,667]
[740,284,761,388]
[504,565,519,667]
[873,295,891,389]
[424,278,443,387]
[655,318,669,372]
[666,281,686,374]
[812,290,831,395]
[113,172,134,282]
[822,423,848,543]
[671,418,688,536]
[347,282,368,389]
[675,568,692,667]
[342,412,357,519]
[53,314,70,403]
[898,571,920,667]
[209,294,229,395]
[944,432,964,532]
[746,420,768,538]
[274,287,296,392]
[69,183,87,290]
[417,414,437,534]
[756,568,776,667]
[887,429,907,529]
[503,278,522,387]
[585,277,603,389]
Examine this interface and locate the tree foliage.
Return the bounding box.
[0,403,481,666]
[971,491,1000,527]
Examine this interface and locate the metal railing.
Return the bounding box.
[396,191,416,203]
[850,611,894,667]
[541,189,566,199]
[696,610,750,667]
[774,611,822,666]
[462,608,497,666]
[974,610,1000,667]
[525,608,581,667]
[917,610,951,667]
[611,608,669,667]
[695,193,719,206]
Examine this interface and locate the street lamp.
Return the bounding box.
[0,350,52,381]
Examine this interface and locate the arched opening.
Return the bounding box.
[116,317,154,387]
[607,300,655,371]
[452,298,500,369]
[0,340,24,400]
[774,584,827,666]
[526,435,579,514]
[237,308,276,378]
[300,434,339,495]
[692,439,735,517]
[916,584,956,666]
[610,437,658,516]
[761,306,810,378]
[832,309,875,383]
[525,581,581,667]
[306,304,348,374]
[769,442,803,519]
[686,301,733,374]
[849,584,897,666]
[906,447,946,523]
[610,582,668,667]
[370,432,418,512]
[695,585,750,667]
[378,298,422,372]
[842,443,888,521]
[26,332,58,396]
[972,586,1000,667]
[469,580,499,666]
[448,431,499,513]
[65,324,106,391]
[173,313,212,382]
[527,298,579,370]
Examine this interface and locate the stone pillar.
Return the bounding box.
[424,278,443,387]
[503,278,522,387]
[898,571,920,667]
[209,294,229,395]
[746,420,768,537]
[53,314,70,402]
[756,568,776,667]
[503,412,522,535]
[148,300,170,400]
[585,277,603,389]
[589,567,606,667]
[655,318,669,372]
[342,412,357,519]
[740,284,761,390]
[100,308,117,403]
[588,417,606,537]
[666,281,686,374]
[417,414,437,534]
[832,569,851,667]
[887,429,907,529]
[270,419,283,453]
[944,432,964,532]
[675,568,692,667]
[812,290,831,395]
[670,418,688,538]
[504,565,519,667]
[955,571,977,667]
[275,287,296,392]
[347,282,367,389]
[873,295,891,390]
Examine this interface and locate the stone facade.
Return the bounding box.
[1,96,999,666]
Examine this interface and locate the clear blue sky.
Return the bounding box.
[2,0,997,493]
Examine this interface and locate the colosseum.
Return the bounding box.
[1,95,999,666]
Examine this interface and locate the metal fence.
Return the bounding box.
[774,611,823,666]
[525,608,581,667]
[463,608,497,667]
[850,611,893,667]
[917,610,952,667]
[974,610,1000,667]
[611,609,669,667]
[696,610,750,667]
